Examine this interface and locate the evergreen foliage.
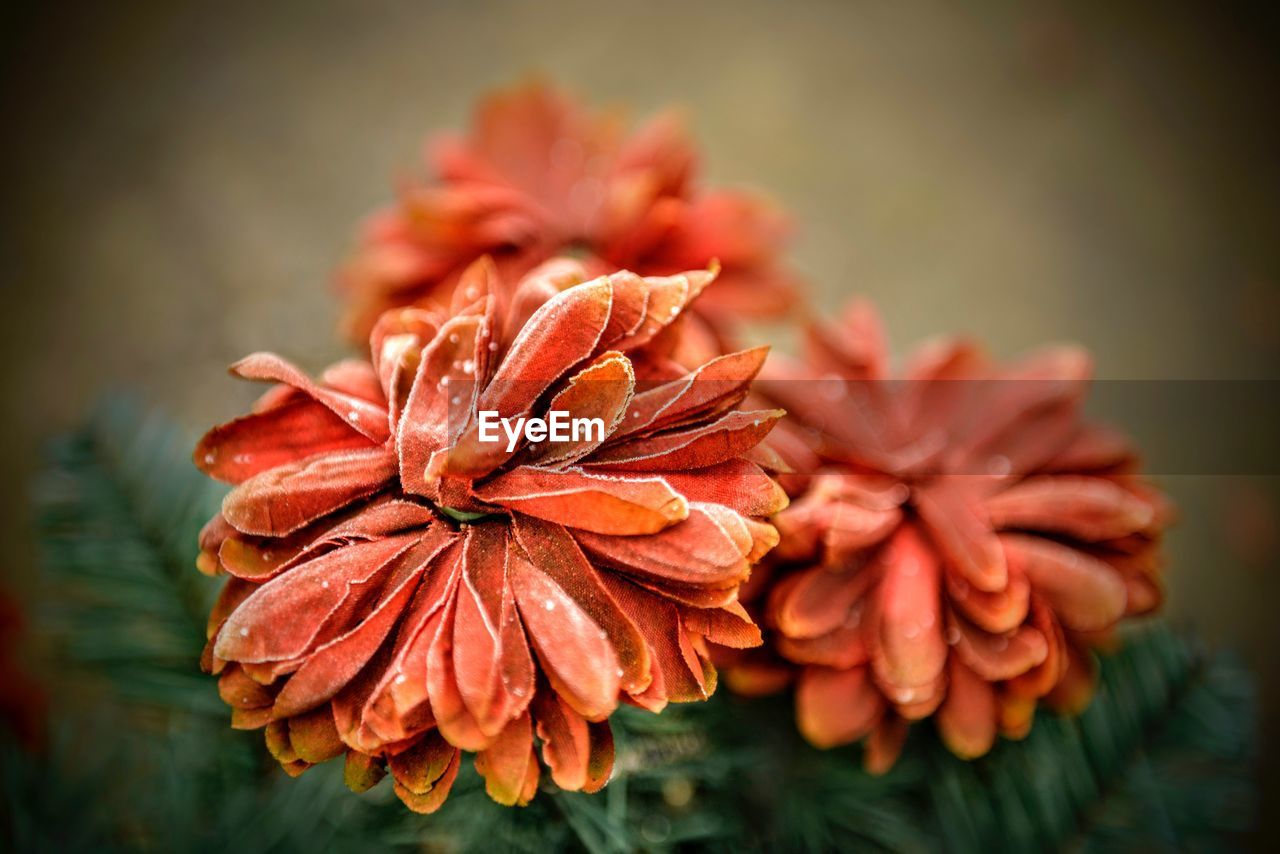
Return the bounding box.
[0,398,1254,852]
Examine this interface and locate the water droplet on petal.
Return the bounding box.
[440,376,451,387]
[945,626,961,645]
[993,634,1009,652]
[451,396,460,405]
[488,342,499,352]
[394,673,407,685]
[448,333,460,344]
[204,452,216,464]
[321,580,329,589]
[347,410,360,422]
[903,623,920,639]
[544,599,556,611]
[239,627,249,637]
[987,455,1012,477]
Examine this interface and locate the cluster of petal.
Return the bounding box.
[721,300,1170,771]
[339,80,798,351]
[194,259,785,811]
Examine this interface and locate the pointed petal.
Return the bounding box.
[221,447,397,537]
[215,534,417,663]
[510,547,620,720]
[509,514,650,696]
[656,459,788,517]
[196,399,376,484]
[476,467,688,535]
[525,352,635,466]
[585,409,782,472]
[231,352,389,442]
[574,502,751,588]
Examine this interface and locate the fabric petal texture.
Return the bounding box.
[718,300,1170,772]
[337,80,801,355]
[194,261,782,810]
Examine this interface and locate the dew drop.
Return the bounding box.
[945,626,961,645]
[233,453,251,464]
[465,286,478,300]
[451,396,461,405]
[448,333,460,344]
[239,627,249,637]
[488,342,499,352]
[992,634,1010,652]
[903,623,921,640]
[204,452,216,464]
[394,673,407,685]
[462,359,475,375]
[987,455,1012,477]
[544,599,556,611]
[669,306,680,317]
[321,580,329,589]
[347,410,360,422]
[598,629,608,640]
[262,552,272,561]
[615,667,624,678]
[440,376,451,387]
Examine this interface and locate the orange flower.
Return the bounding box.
[338,80,798,352]
[728,299,1169,771]
[194,259,785,811]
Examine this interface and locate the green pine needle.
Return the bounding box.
[3,397,1256,852]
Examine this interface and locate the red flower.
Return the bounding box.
[338,80,799,352]
[725,300,1169,771]
[194,259,785,810]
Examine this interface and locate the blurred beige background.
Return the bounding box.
[2,0,1278,810]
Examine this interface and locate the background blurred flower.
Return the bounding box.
[338,80,799,353]
[193,259,784,811]
[723,299,1170,771]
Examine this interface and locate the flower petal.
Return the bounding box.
[985,476,1156,541]
[476,467,687,535]
[585,409,782,472]
[795,665,882,748]
[231,352,389,443]
[221,447,397,537]
[1002,534,1126,631]
[509,545,620,721]
[937,657,997,759]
